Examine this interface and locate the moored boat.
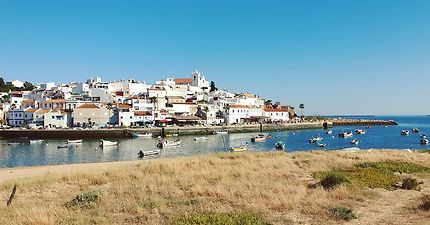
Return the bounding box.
[325,130,333,134]
[57,145,68,149]
[351,139,359,145]
[420,134,427,139]
[213,130,228,135]
[420,139,429,145]
[318,143,327,148]
[229,146,247,152]
[400,130,410,136]
[339,131,353,138]
[412,128,420,133]
[157,139,181,148]
[138,149,161,158]
[194,137,208,141]
[251,134,268,142]
[67,139,83,144]
[132,133,153,138]
[99,139,118,147]
[355,129,367,134]
[309,135,323,143]
[275,141,286,150]
[30,140,44,144]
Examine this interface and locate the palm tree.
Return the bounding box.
[203,106,209,125]
[299,104,305,118]
[106,103,113,125]
[150,97,158,110]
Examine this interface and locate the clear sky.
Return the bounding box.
[1,0,429,115]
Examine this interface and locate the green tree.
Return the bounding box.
[0,77,4,87]
[106,102,113,125]
[210,81,217,92]
[23,82,35,91]
[150,97,158,110]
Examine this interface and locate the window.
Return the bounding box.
[52,116,55,119]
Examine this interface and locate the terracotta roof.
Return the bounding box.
[24,108,37,113]
[264,109,288,112]
[76,103,99,109]
[34,109,49,114]
[229,104,259,109]
[116,103,132,109]
[174,78,192,84]
[46,99,66,103]
[23,99,35,103]
[134,111,152,116]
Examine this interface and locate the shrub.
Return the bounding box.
[174,212,271,225]
[419,195,430,211]
[329,207,357,221]
[401,177,423,190]
[320,172,349,190]
[70,190,102,207]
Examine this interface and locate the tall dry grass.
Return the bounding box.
[0,150,430,225]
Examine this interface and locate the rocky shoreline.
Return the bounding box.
[0,119,397,139]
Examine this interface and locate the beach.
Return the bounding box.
[1,149,430,224]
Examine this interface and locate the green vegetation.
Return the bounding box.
[316,161,430,190]
[329,207,357,221]
[419,195,430,211]
[173,212,271,225]
[0,77,35,92]
[69,190,102,207]
[320,172,349,190]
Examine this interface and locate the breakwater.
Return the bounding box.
[0,119,397,139]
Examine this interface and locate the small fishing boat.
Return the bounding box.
[57,144,68,149]
[309,135,323,143]
[412,128,420,133]
[157,139,181,148]
[275,141,286,150]
[351,139,359,145]
[67,139,83,144]
[99,139,118,147]
[138,149,161,158]
[420,139,429,145]
[339,131,353,138]
[8,142,20,146]
[229,146,247,152]
[194,137,208,141]
[325,130,333,134]
[400,130,410,136]
[132,133,153,138]
[251,134,268,142]
[213,130,228,135]
[30,140,44,144]
[318,143,327,148]
[355,129,367,134]
[420,134,427,139]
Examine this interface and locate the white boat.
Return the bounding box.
[229,146,247,152]
[30,140,44,143]
[67,139,83,144]
[213,130,228,135]
[99,139,118,147]
[420,134,427,139]
[325,130,333,134]
[309,136,324,143]
[339,131,353,138]
[251,133,269,142]
[193,137,208,141]
[355,129,367,134]
[138,149,161,158]
[412,128,420,133]
[420,139,429,145]
[57,144,68,149]
[157,139,181,148]
[401,130,410,136]
[318,143,327,148]
[351,139,359,145]
[132,133,153,138]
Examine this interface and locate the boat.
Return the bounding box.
[66,139,83,144]
[138,149,161,158]
[325,130,333,134]
[251,134,268,142]
[229,146,247,152]
[7,142,20,146]
[157,139,181,148]
[213,130,228,135]
[193,137,208,141]
[420,134,427,139]
[30,140,44,143]
[355,129,367,134]
[420,139,429,145]
[339,131,353,138]
[412,128,420,133]
[275,141,286,150]
[309,135,323,143]
[99,139,118,147]
[351,139,359,145]
[318,143,327,148]
[132,133,153,138]
[57,145,68,149]
[400,130,410,136]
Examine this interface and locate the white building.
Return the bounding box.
[225,104,263,124]
[7,80,24,88]
[191,70,209,89]
[40,82,56,90]
[263,109,290,123]
[44,110,71,128]
[109,80,149,97]
[8,108,25,127]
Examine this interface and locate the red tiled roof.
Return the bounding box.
[174,78,192,84]
[229,104,259,109]
[116,103,132,109]
[264,108,288,112]
[76,103,99,109]
[24,108,37,113]
[46,99,66,103]
[134,111,152,116]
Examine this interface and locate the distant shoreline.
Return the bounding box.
[0,119,398,139]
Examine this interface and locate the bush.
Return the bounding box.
[401,177,423,190]
[70,190,102,207]
[419,195,430,211]
[320,172,349,190]
[329,207,357,221]
[174,212,271,225]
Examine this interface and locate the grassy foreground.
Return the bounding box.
[1,150,430,224]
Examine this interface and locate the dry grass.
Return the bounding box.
[1,150,430,224]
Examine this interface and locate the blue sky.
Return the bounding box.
[1,0,429,115]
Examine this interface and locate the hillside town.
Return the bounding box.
[0,70,298,129]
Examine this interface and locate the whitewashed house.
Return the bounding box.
[8,108,25,127]
[44,110,71,128]
[7,80,24,88]
[225,104,263,124]
[263,109,290,123]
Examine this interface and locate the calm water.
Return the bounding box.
[1,116,429,168]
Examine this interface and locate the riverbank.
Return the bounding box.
[1,149,429,224]
[0,119,397,139]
